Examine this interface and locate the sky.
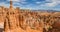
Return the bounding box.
[0,0,60,11]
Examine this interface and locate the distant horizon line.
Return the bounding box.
[0,5,60,11]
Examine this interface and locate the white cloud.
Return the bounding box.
[7,0,27,5]
[45,2,57,7]
[37,0,60,7]
[7,0,20,2]
[36,2,41,4]
[45,0,60,7]
[0,2,9,7]
[12,0,20,1]
[7,0,26,2]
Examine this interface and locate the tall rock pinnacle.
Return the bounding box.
[10,0,13,9]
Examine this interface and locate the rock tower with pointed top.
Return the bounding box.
[10,0,13,9]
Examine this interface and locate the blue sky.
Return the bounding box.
[0,0,60,11]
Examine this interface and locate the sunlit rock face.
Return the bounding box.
[4,10,44,32]
[0,0,60,32]
[0,6,6,32]
[3,7,60,32]
[0,6,59,32]
[0,5,60,32]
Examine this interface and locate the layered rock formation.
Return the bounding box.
[0,6,59,32]
[0,0,60,32]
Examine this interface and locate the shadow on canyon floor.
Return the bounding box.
[0,28,4,32]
